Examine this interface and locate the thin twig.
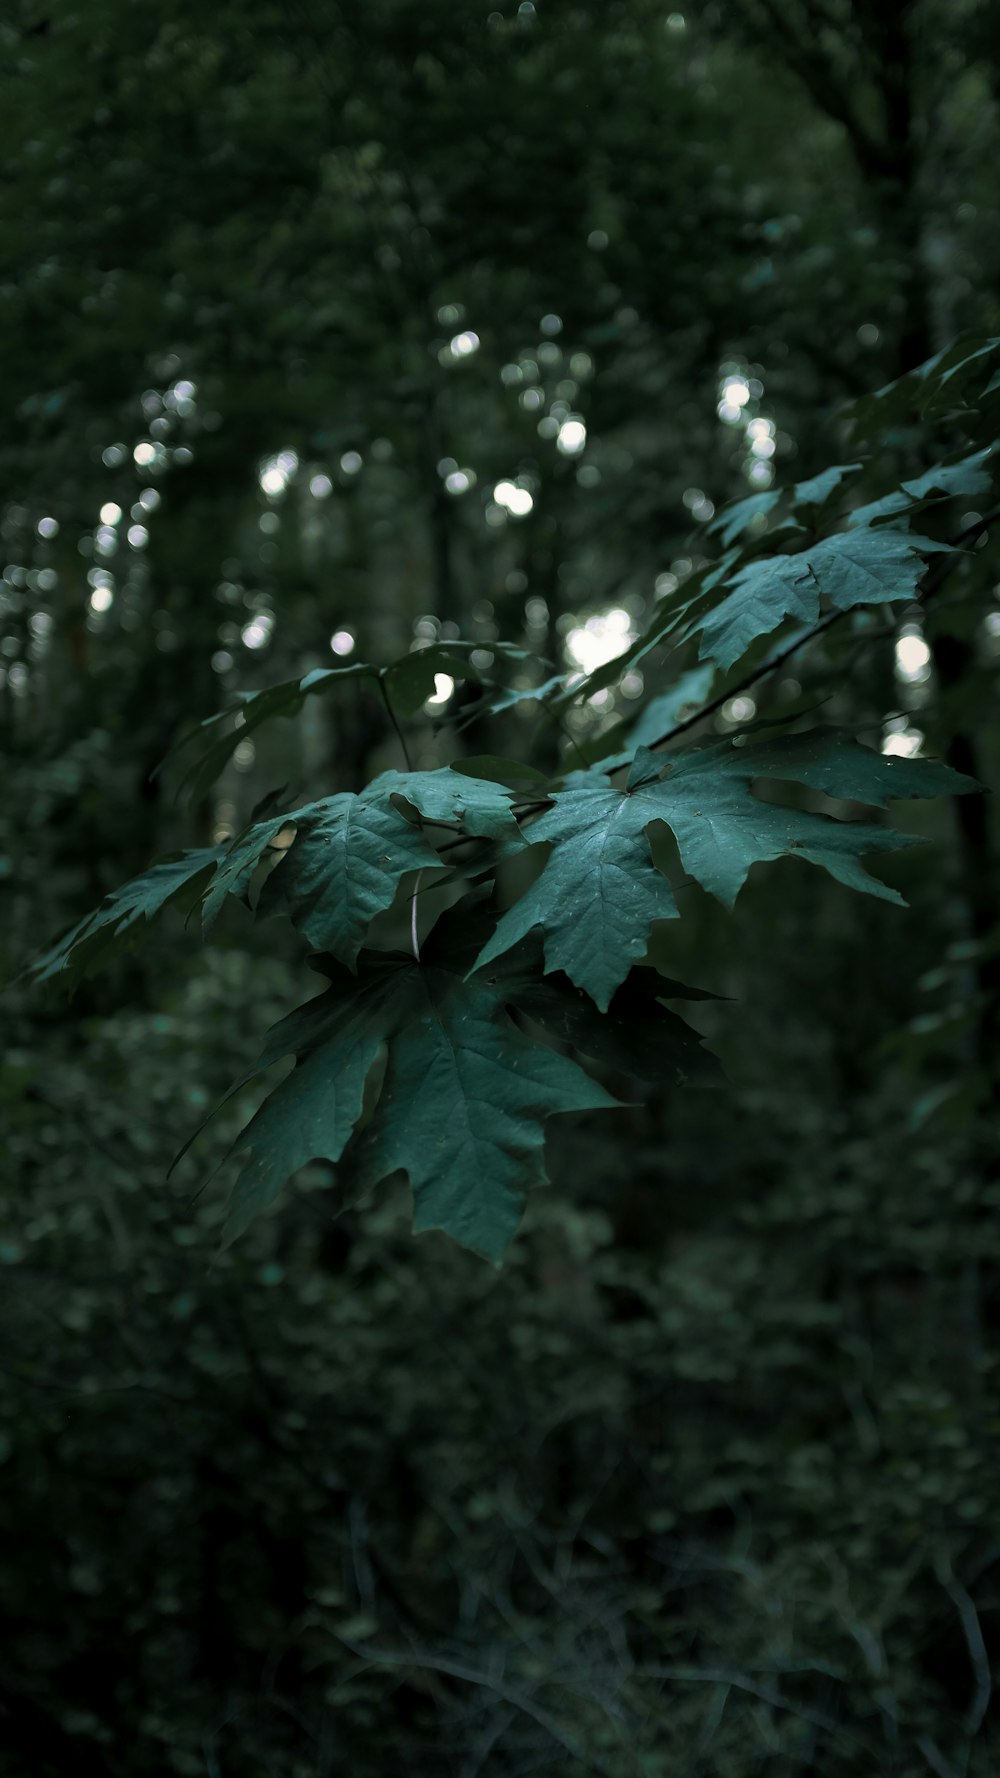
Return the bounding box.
[378,672,414,771]
[375,672,426,951]
[653,606,848,753]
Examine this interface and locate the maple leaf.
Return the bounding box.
[222,953,615,1260]
[370,767,524,839]
[706,490,782,546]
[472,734,977,1010]
[203,768,521,961]
[30,769,523,988]
[695,524,949,670]
[488,949,723,1088]
[253,795,446,964]
[201,809,312,933]
[173,665,372,802]
[472,776,680,1013]
[792,462,863,507]
[23,848,221,988]
[166,644,534,799]
[898,447,994,503]
[424,896,721,1086]
[847,334,1000,439]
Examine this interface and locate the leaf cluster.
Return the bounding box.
[21,337,997,1258]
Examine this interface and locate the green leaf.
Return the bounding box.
[695,525,949,670]
[167,643,537,796]
[472,776,682,1011]
[478,673,567,715]
[34,774,495,988]
[792,463,863,507]
[199,769,520,952]
[693,555,817,670]
[593,665,716,769]
[553,564,732,713]
[23,849,221,987]
[478,939,722,1087]
[380,640,533,716]
[223,953,615,1259]
[257,793,447,964]
[201,810,309,933]
[358,968,616,1260]
[450,755,550,787]
[222,957,401,1243]
[706,490,781,545]
[800,525,951,603]
[372,766,524,838]
[473,732,973,1008]
[899,447,994,502]
[171,665,374,800]
[847,334,1000,438]
[737,730,980,807]
[380,645,480,716]
[626,745,666,791]
[847,491,914,529]
[845,450,992,530]
[935,337,1000,392]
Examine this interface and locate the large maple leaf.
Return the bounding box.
[230,794,447,964]
[252,768,522,963]
[695,524,949,670]
[472,733,976,1010]
[221,952,616,1261]
[29,768,523,985]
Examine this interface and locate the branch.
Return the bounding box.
[650,608,847,752]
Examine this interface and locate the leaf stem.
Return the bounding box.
[378,672,414,771]
[410,871,422,960]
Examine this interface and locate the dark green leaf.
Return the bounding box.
[706,490,781,545]
[473,733,974,1008]
[472,775,682,1011]
[480,939,722,1087]
[792,463,863,507]
[259,794,446,964]
[450,755,550,787]
[373,767,524,838]
[478,674,567,715]
[593,665,716,769]
[695,525,949,670]
[172,665,375,800]
[899,448,994,502]
[24,849,221,987]
[380,645,481,717]
[201,810,310,934]
[223,954,615,1259]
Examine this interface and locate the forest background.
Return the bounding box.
[2,1,1000,1773]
